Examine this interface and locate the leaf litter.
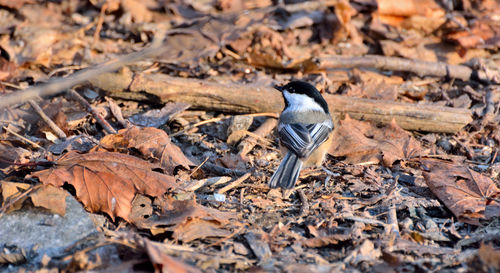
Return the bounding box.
[0,0,499,272]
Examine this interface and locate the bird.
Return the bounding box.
[269,80,334,189]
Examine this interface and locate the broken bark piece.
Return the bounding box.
[97,73,472,133]
[244,231,272,262]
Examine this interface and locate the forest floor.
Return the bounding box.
[0,0,500,272]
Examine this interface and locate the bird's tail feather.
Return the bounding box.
[269,153,303,189]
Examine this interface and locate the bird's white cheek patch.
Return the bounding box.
[283,91,324,112]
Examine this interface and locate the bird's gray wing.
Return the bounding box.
[278,121,332,158]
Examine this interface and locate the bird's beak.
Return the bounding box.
[274,85,284,92]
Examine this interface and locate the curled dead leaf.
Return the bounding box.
[135,197,238,241]
[100,126,193,174]
[138,237,202,273]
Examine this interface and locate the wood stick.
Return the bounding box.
[28,100,67,139]
[2,126,44,150]
[238,118,278,157]
[297,189,309,216]
[314,55,474,82]
[67,90,117,134]
[217,172,251,194]
[97,73,472,133]
[0,31,166,108]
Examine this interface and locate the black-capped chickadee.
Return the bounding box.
[269,80,334,189]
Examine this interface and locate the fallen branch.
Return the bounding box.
[313,55,475,82]
[95,72,472,133]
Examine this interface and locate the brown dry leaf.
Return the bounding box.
[136,197,237,240]
[301,234,350,248]
[344,239,381,265]
[173,218,232,242]
[120,0,153,23]
[447,18,500,49]
[128,194,153,224]
[217,153,246,170]
[0,181,31,212]
[217,0,271,12]
[15,26,80,67]
[0,143,31,172]
[30,151,178,221]
[421,159,500,225]
[248,196,287,209]
[375,0,445,32]
[0,181,31,200]
[333,0,362,44]
[329,115,423,166]
[245,26,313,69]
[478,242,500,270]
[143,239,202,273]
[100,126,193,174]
[159,16,243,66]
[30,184,68,216]
[0,0,34,9]
[0,57,17,82]
[377,0,443,17]
[380,39,438,62]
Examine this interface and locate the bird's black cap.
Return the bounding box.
[276,80,330,113]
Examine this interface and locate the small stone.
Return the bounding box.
[437,138,452,152]
[425,219,439,233]
[0,194,96,266]
[400,217,413,231]
[233,242,249,255]
[226,115,253,143]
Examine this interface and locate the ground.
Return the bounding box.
[0,0,500,272]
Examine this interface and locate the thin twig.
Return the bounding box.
[2,126,43,150]
[0,31,166,108]
[47,65,88,78]
[92,3,108,49]
[105,97,131,128]
[28,100,67,139]
[189,156,209,177]
[344,216,387,227]
[171,113,278,137]
[67,89,117,134]
[181,176,232,192]
[217,173,251,194]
